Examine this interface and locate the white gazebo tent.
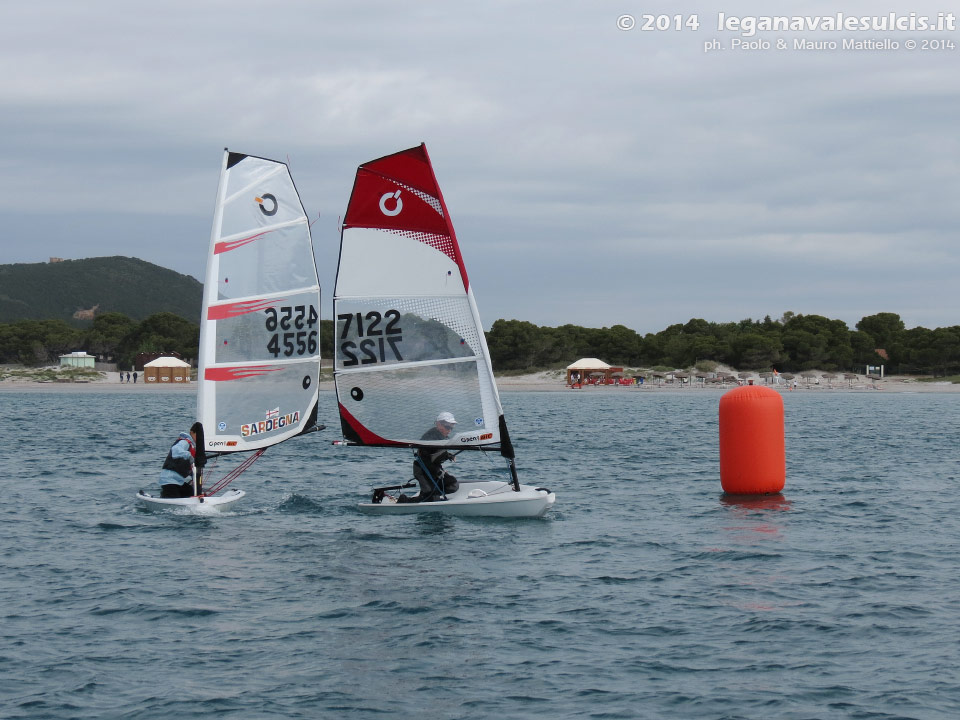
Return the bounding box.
[566,358,611,385]
[143,356,192,384]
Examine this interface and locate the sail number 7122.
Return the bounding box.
[338,310,403,366]
[265,305,319,357]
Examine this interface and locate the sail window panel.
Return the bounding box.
[334,296,480,370]
[212,289,321,364]
[216,224,316,300]
[210,363,317,445]
[474,353,502,421]
[337,361,500,447]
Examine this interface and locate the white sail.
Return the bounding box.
[333,144,512,457]
[197,150,321,453]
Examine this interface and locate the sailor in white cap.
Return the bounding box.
[398,412,460,503]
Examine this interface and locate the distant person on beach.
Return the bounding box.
[133,371,138,384]
[397,411,459,503]
[119,372,124,383]
[126,372,131,382]
[158,428,197,498]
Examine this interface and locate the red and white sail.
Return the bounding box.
[197,150,321,452]
[334,144,511,455]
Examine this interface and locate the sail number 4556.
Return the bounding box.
[265,305,319,357]
[339,310,403,366]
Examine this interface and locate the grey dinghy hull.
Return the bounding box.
[136,488,246,511]
[358,481,555,518]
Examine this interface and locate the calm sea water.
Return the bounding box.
[2,388,959,719]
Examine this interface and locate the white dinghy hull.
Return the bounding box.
[136,488,246,511]
[358,481,554,518]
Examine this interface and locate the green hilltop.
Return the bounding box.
[0,256,202,324]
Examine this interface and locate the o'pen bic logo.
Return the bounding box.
[256,193,278,216]
[379,189,402,217]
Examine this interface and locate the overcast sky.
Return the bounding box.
[2,1,957,333]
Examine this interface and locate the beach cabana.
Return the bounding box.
[143,356,191,384]
[59,351,95,368]
[566,358,612,385]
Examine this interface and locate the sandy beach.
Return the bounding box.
[1,369,957,393]
[498,370,960,393]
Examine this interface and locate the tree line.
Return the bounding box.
[0,312,336,369]
[485,312,960,376]
[2,310,958,377]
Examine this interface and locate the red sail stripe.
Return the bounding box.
[207,298,286,320]
[338,402,404,447]
[214,231,270,255]
[205,366,283,381]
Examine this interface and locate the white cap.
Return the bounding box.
[437,411,457,425]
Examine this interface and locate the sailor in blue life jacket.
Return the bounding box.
[158,429,197,498]
[398,411,459,503]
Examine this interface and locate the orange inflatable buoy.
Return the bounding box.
[719,385,785,494]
